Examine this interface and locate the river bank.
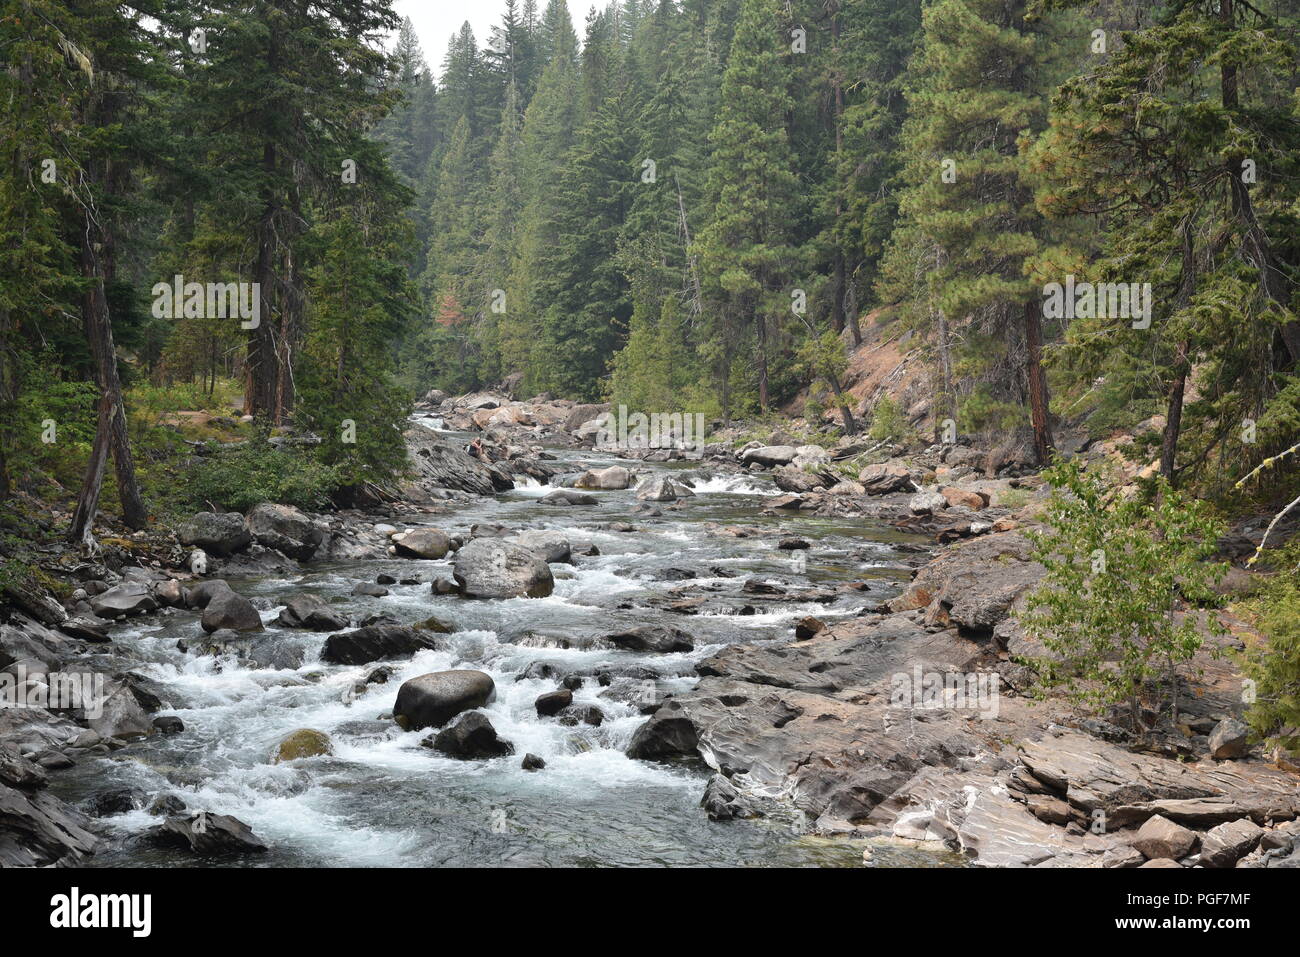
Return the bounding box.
[2,393,1297,868]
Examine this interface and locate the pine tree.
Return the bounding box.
[880,0,1064,462]
[696,0,799,415]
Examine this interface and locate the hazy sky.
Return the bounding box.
[392,0,507,78]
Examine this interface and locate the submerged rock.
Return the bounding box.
[276,594,349,631]
[605,625,694,654]
[274,728,333,763]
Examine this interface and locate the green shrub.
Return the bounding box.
[1240,541,1300,755]
[1019,458,1227,731]
[189,441,342,513]
[868,395,908,442]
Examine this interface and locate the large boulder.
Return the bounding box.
[452,538,554,599]
[392,527,452,560]
[86,682,154,741]
[1130,814,1198,861]
[634,477,695,502]
[605,625,694,654]
[1200,818,1265,867]
[908,489,948,515]
[274,729,332,763]
[0,743,99,866]
[200,591,264,633]
[511,530,572,564]
[1209,718,1250,760]
[394,670,496,730]
[535,689,573,717]
[626,700,699,761]
[320,625,441,666]
[424,711,514,759]
[185,579,235,609]
[739,445,798,468]
[276,594,349,632]
[574,465,632,490]
[246,503,323,561]
[791,445,831,469]
[857,463,915,494]
[773,466,825,494]
[89,582,158,619]
[177,512,251,556]
[565,403,610,433]
[148,813,268,855]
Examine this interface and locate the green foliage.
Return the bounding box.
[1020,459,1229,728]
[867,394,908,443]
[1239,541,1300,755]
[189,440,342,514]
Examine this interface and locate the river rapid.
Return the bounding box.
[49,428,950,867]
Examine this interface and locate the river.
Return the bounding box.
[49,428,953,867]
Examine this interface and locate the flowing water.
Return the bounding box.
[50,430,951,867]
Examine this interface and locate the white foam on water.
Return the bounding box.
[687,474,769,496]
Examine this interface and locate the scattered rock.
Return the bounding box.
[1130,814,1199,861]
[392,527,453,559]
[276,594,350,631]
[246,503,323,561]
[274,729,332,763]
[1200,818,1264,868]
[149,813,269,855]
[634,476,695,502]
[605,625,694,654]
[89,582,158,619]
[535,689,573,717]
[857,463,914,494]
[424,712,514,759]
[200,591,264,633]
[320,625,440,666]
[522,753,546,771]
[1208,718,1250,760]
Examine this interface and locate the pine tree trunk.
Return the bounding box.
[1160,342,1190,482]
[68,404,111,547]
[755,311,769,413]
[72,119,147,532]
[936,307,955,440]
[249,140,279,421]
[1023,300,1054,465]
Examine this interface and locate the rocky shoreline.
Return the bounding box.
[2,390,1296,868]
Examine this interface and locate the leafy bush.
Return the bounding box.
[1019,459,1227,731]
[868,394,908,442]
[1240,541,1300,755]
[189,441,342,513]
